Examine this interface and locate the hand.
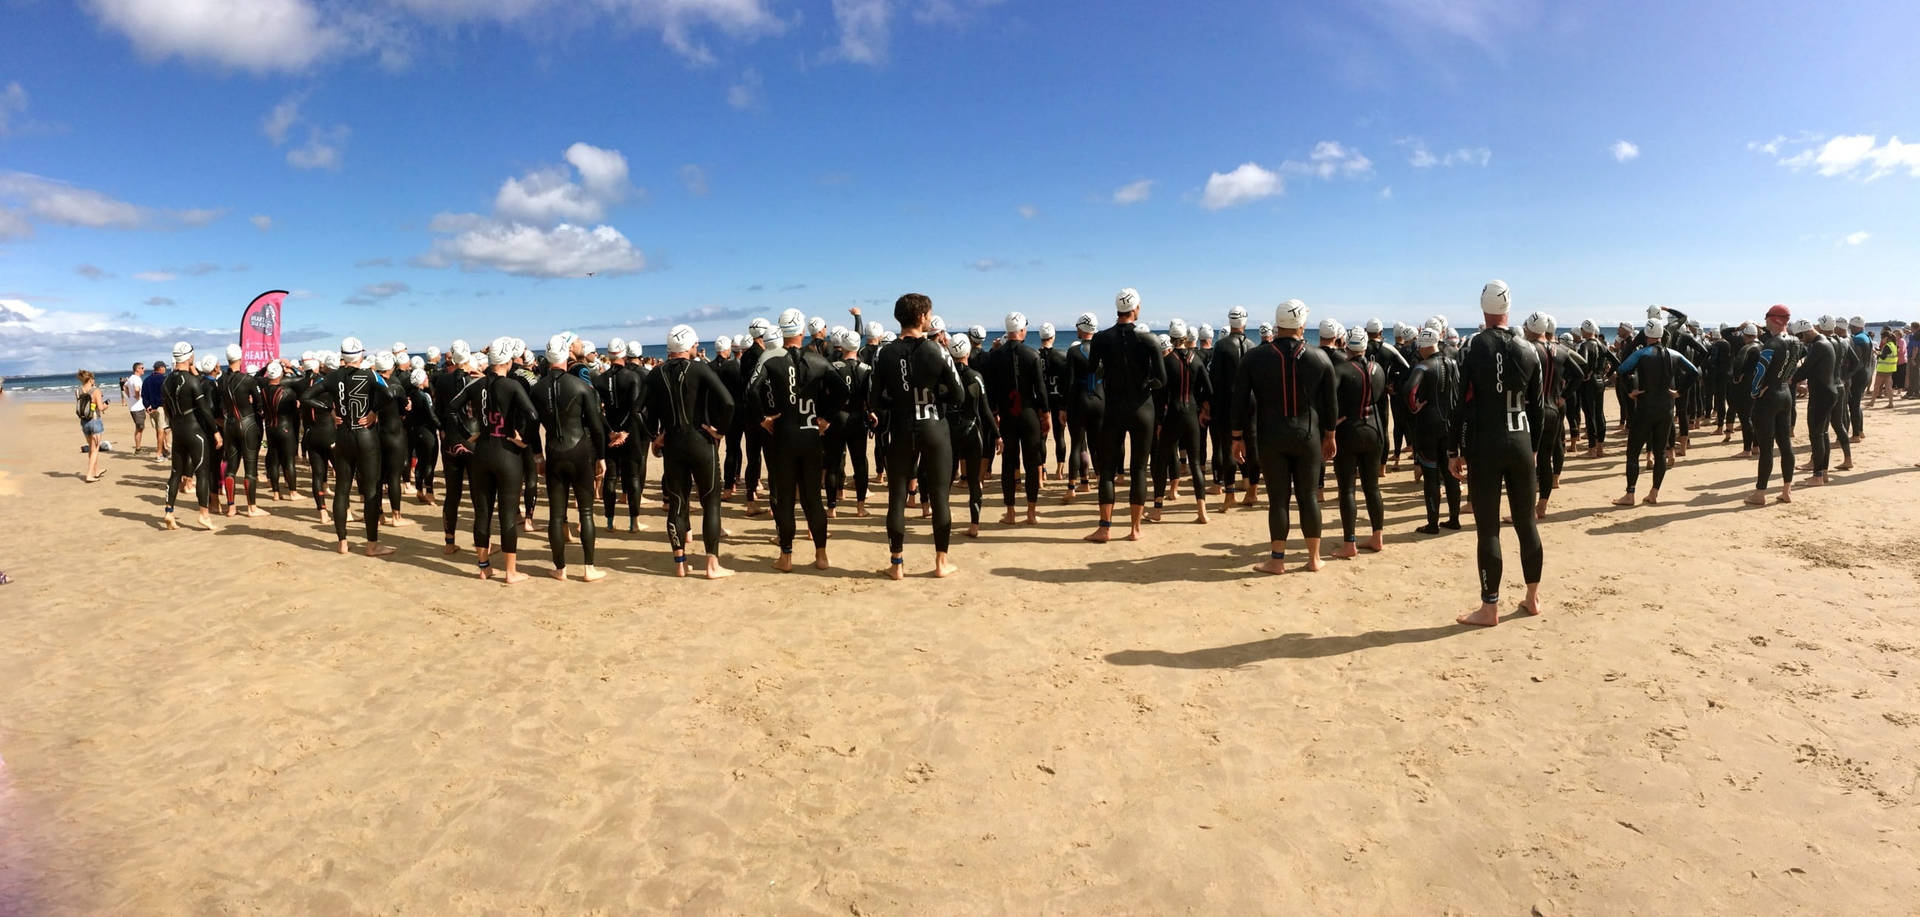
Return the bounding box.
[849,306,861,317]
[995,439,1003,455]
[867,413,878,429]
[508,434,527,450]
[609,431,629,447]
[760,416,775,433]
[536,458,545,476]
[1322,433,1337,460]
[1448,457,1467,480]
[1410,398,1427,414]
[1040,414,1050,435]
[815,416,831,433]
[1232,440,1246,466]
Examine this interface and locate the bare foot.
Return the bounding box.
[551,568,568,581]
[224,503,236,517]
[1084,526,1111,543]
[1612,493,1635,506]
[932,557,959,578]
[502,570,529,585]
[1363,533,1384,552]
[826,507,838,519]
[773,553,794,572]
[1026,509,1038,525]
[336,540,351,555]
[1643,490,1660,505]
[1304,554,1322,572]
[1333,542,1358,559]
[1456,604,1500,627]
[1744,491,1767,506]
[1519,597,1543,616]
[197,515,218,532]
[706,559,735,579]
[245,506,270,518]
[1061,489,1078,505]
[1534,499,1548,520]
[965,523,979,538]
[365,544,395,558]
[1254,557,1288,575]
[1149,506,1162,523]
[813,550,830,571]
[885,562,904,581]
[1803,475,1827,487]
[1000,510,1017,525]
[1837,461,1853,471]
[582,567,607,582]
[1195,505,1210,525]
[1126,526,1142,542]
[442,542,459,556]
[856,504,871,518]
[1776,488,1793,504]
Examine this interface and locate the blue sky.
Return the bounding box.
[1,0,1917,374]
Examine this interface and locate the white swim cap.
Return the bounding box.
[1849,315,1866,329]
[1116,288,1141,313]
[1346,333,1368,353]
[373,351,395,373]
[541,334,566,363]
[881,332,896,344]
[1739,322,1758,336]
[1275,299,1309,330]
[1039,321,1055,340]
[608,337,625,354]
[1167,318,1189,341]
[1317,318,1342,341]
[1004,312,1028,335]
[322,351,341,371]
[948,337,971,361]
[1198,322,1213,339]
[668,324,698,354]
[1258,322,1274,336]
[1156,333,1172,353]
[1075,312,1098,332]
[265,362,284,380]
[969,324,988,342]
[301,357,318,372]
[778,309,806,339]
[867,321,885,341]
[929,315,947,334]
[1816,314,1837,331]
[1479,280,1510,316]
[1227,305,1248,330]
[807,316,827,335]
[338,336,362,357]
[406,355,423,372]
[1788,318,1813,335]
[1580,319,1598,335]
[1136,324,1158,342]
[426,346,441,362]
[625,341,642,359]
[1365,318,1383,334]
[714,334,733,352]
[1416,326,1441,349]
[1524,311,1552,335]
[748,317,772,340]
[389,341,406,356]
[1644,319,1666,339]
[488,337,515,365]
[1646,304,1664,319]
[450,339,469,359]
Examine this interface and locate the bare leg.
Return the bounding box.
[1303,537,1322,571]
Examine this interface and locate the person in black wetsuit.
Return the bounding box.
[1813,316,1856,472]
[161,342,221,531]
[1449,281,1545,626]
[1084,288,1167,543]
[509,341,542,530]
[599,341,650,533]
[1332,330,1387,557]
[1152,319,1211,524]
[1038,323,1068,479]
[433,345,482,554]
[217,344,269,518]
[1790,318,1840,488]
[948,336,998,538]
[297,352,340,522]
[532,334,609,581]
[1062,312,1104,501]
[1232,298,1336,574]
[1845,316,1872,442]
[1209,306,1256,510]
[1404,326,1462,533]
[1740,304,1803,506]
[709,335,747,497]
[1387,324,1419,467]
[300,337,396,558]
[1610,318,1697,507]
[749,309,850,572]
[824,329,874,519]
[872,293,968,579]
[262,362,301,502]
[986,311,1050,526]
[404,367,440,508]
[1523,313,1586,518]
[371,352,413,529]
[644,324,737,579]
[735,319,773,513]
[446,338,540,583]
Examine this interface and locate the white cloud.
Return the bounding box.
[1111,179,1154,205]
[0,172,145,228]
[1017,203,1037,219]
[1378,185,1393,200]
[261,94,302,145]
[0,82,28,136]
[420,222,644,278]
[84,0,341,73]
[342,280,411,305]
[1610,139,1640,163]
[175,208,226,226]
[251,214,273,231]
[1281,140,1373,179]
[1404,140,1492,169]
[727,68,763,110]
[1843,231,1871,246]
[1767,134,1920,181]
[831,0,892,64]
[287,124,349,170]
[0,208,30,240]
[0,296,236,376]
[1201,163,1281,210]
[493,143,631,223]
[679,164,710,196]
[132,271,176,282]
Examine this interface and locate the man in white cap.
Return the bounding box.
[807,316,830,356]
[1037,321,1069,479]
[707,334,748,498]
[1572,319,1617,457]
[301,336,398,557]
[1232,299,1336,573]
[597,334,649,532]
[747,309,850,571]
[643,323,737,579]
[1449,280,1544,626]
[1790,317,1842,487]
[160,341,223,531]
[217,342,270,518]
[1152,317,1212,524]
[733,318,774,509]
[986,311,1050,525]
[1084,288,1167,543]
[1844,315,1872,441]
[531,334,610,581]
[1061,312,1103,500]
[823,327,875,519]
[1209,305,1258,509]
[261,360,302,502]
[1332,329,1388,556]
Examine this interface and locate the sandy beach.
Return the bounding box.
[2,394,1918,914]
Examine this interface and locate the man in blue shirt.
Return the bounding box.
[140,361,170,460]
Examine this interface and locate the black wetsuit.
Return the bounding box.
[1827,333,1856,466]
[295,371,336,510]
[1209,330,1256,490]
[405,384,438,497]
[1233,336,1336,549]
[511,367,542,520]
[1064,337,1104,490]
[447,371,540,554]
[1792,335,1839,477]
[1153,347,1212,506]
[262,379,301,498]
[642,357,734,559]
[737,342,768,499]
[1451,327,1544,605]
[1041,342,1068,469]
[872,336,967,555]
[951,364,998,526]
[219,368,266,507]
[1333,350,1388,542]
[301,364,392,544]
[1618,343,1696,494]
[748,345,849,556]
[825,355,873,510]
[1727,339,1759,452]
[375,372,409,517]
[432,369,479,542]
[162,369,219,512]
[1402,352,1461,529]
[1531,340,1587,501]
[1740,331,1803,491]
[1847,331,1873,437]
[600,362,648,528]
[533,367,608,571]
[711,354,746,491]
[986,339,1050,509]
[1089,322,1166,508]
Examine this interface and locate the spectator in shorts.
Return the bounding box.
[142,360,170,460]
[122,362,149,453]
[77,369,108,482]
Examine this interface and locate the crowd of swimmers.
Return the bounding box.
[138,284,1911,624]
